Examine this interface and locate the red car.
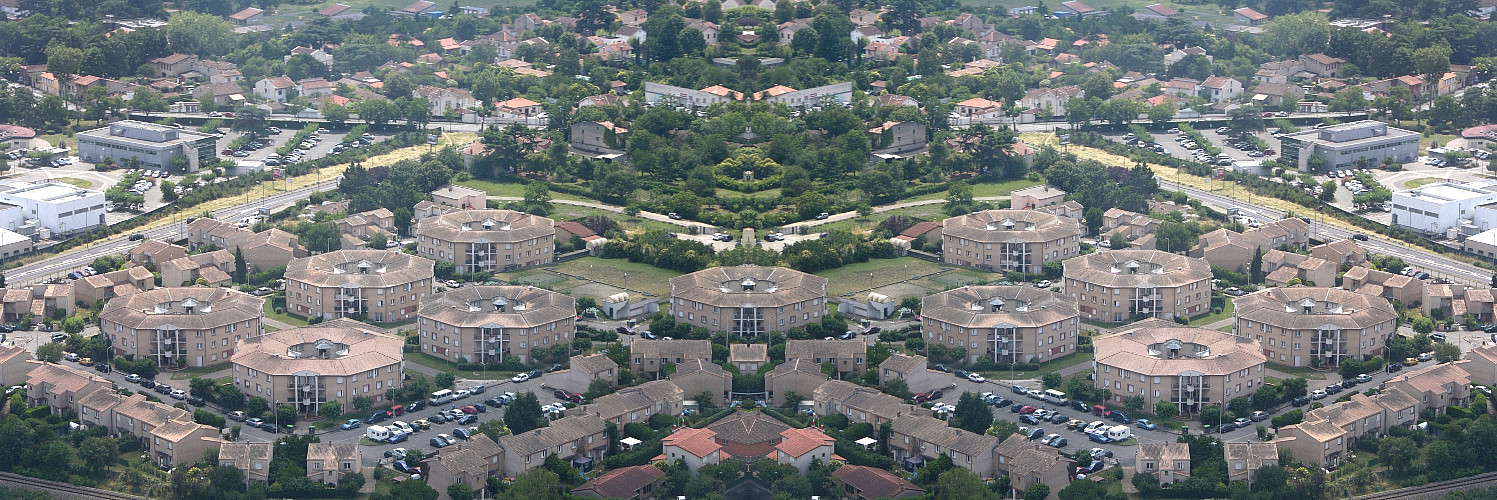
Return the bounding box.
[460,406,478,414]
[222,112,235,117]
[1262,111,1274,117]
[1020,406,1038,414]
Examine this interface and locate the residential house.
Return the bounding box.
[219,442,273,484]
[832,464,926,499]
[574,380,685,429]
[629,339,710,375]
[547,354,618,396]
[571,464,666,499]
[1276,419,1348,467]
[159,249,235,287]
[1061,0,1102,16]
[661,426,721,472]
[686,19,720,45]
[728,344,767,374]
[26,362,112,414]
[74,266,155,306]
[306,444,361,485]
[254,76,295,103]
[667,359,731,406]
[1309,240,1367,267]
[1385,363,1471,414]
[1137,443,1191,485]
[1165,46,1211,68]
[849,9,878,25]
[869,121,928,154]
[1371,386,1422,429]
[130,240,188,267]
[1020,86,1083,116]
[1302,54,1347,78]
[296,78,336,99]
[877,353,945,392]
[778,19,812,45]
[184,218,307,272]
[1136,4,1180,20]
[1102,208,1161,248]
[496,414,609,476]
[1251,82,1306,107]
[1188,218,1311,271]
[493,97,545,124]
[785,339,867,374]
[1260,249,1336,287]
[813,380,919,427]
[1305,392,1385,442]
[1203,76,1244,103]
[888,414,1000,476]
[2,284,74,323]
[0,345,34,387]
[1224,442,1278,484]
[952,97,1006,124]
[570,121,627,154]
[396,0,437,17]
[413,86,476,116]
[427,448,491,497]
[775,427,836,472]
[152,54,199,77]
[764,359,831,407]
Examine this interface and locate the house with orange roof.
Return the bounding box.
[1234,8,1268,25]
[833,464,926,498]
[493,97,546,124]
[395,0,436,16]
[953,97,1006,124]
[775,427,835,471]
[661,426,721,472]
[228,8,263,25]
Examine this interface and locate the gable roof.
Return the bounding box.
[708,410,791,445]
[229,8,263,21]
[777,427,835,458]
[832,464,925,498]
[319,4,352,16]
[661,426,720,458]
[1145,4,1179,16]
[1234,7,1267,20]
[571,464,666,498]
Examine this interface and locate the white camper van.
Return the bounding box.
[1105,425,1132,442]
[365,425,391,441]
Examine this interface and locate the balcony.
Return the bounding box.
[334,294,362,301]
[1170,383,1212,390]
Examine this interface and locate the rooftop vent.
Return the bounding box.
[989,297,1005,312]
[741,278,756,291]
[493,297,508,312]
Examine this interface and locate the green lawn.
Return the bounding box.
[55,178,95,189]
[1404,177,1441,189]
[909,178,1043,201]
[815,203,947,234]
[1185,297,1235,326]
[498,257,684,299]
[404,351,520,380]
[168,364,231,380]
[979,351,1095,381]
[815,257,997,298]
[1267,363,1328,380]
[458,179,588,201]
[263,300,310,327]
[263,324,281,333]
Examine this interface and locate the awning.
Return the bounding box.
[855,437,878,448]
[903,456,926,466]
[571,456,593,466]
[620,437,642,449]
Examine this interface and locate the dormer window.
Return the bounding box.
[357,261,371,274]
[181,298,197,314]
[741,278,756,292]
[990,297,1004,312]
[493,297,508,312]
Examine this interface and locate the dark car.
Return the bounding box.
[953,370,969,378]
[457,414,478,425]
[1021,414,1040,425]
[261,424,278,434]
[429,413,449,424]
[484,398,504,408]
[864,326,882,335]
[1293,396,1312,406]
[615,326,631,335]
[129,233,145,241]
[187,396,205,407]
[1071,400,1090,412]
[1049,414,1069,424]
[1107,411,1130,423]
[153,384,172,395]
[409,400,426,412]
[1386,363,1403,373]
[367,412,388,424]
[1326,383,1343,394]
[94,363,111,373]
[1010,403,1025,413]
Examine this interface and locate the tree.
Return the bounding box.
[1042,372,1062,389]
[1282,377,1308,399]
[189,377,215,399]
[1155,400,1178,419]
[387,478,439,500]
[1249,247,1264,284]
[274,404,297,426]
[320,400,342,420]
[435,372,455,389]
[1261,12,1330,57]
[322,103,349,125]
[935,468,992,500]
[1024,483,1051,500]
[36,342,63,362]
[886,378,913,400]
[478,419,510,441]
[230,106,268,136]
[949,392,993,434]
[246,396,270,419]
[508,468,561,500]
[1379,436,1418,475]
[1228,396,1252,419]
[233,247,248,283]
[1435,342,1462,363]
[129,88,167,113]
[1124,396,1146,412]
[352,395,373,412]
[1058,479,1107,500]
[1200,404,1223,427]
[62,317,85,334]
[447,483,473,500]
[505,392,548,434]
[79,436,119,472]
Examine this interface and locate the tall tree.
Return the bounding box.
[233,247,248,283]
[948,392,994,434]
[504,392,548,434]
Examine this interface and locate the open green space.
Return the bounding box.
[815,257,997,299]
[909,178,1043,201]
[979,351,1095,381]
[499,257,682,299]
[404,351,520,381]
[263,300,310,327]
[55,177,94,189]
[168,364,231,380]
[1185,297,1235,326]
[1266,363,1327,380]
[457,178,588,201]
[1404,177,1442,189]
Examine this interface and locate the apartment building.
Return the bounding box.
[668,265,829,336]
[284,250,434,321]
[100,287,265,368]
[784,339,867,374]
[573,380,685,429]
[1094,324,1267,415]
[414,209,555,273]
[230,326,405,416]
[496,414,609,476]
[889,414,1000,477]
[920,285,1080,364]
[812,379,921,428]
[764,359,831,407]
[628,339,711,375]
[1232,287,1397,367]
[941,210,1082,273]
[417,285,575,364]
[1137,443,1192,485]
[1063,250,1214,322]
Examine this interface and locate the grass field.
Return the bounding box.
[815,202,946,234]
[405,351,519,380]
[1185,297,1234,326]
[815,257,998,299]
[908,178,1042,201]
[55,177,94,189]
[978,351,1095,380]
[1403,177,1442,189]
[498,257,682,299]
[457,179,588,201]
[263,300,310,327]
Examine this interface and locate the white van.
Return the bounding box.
[1105,425,1132,442]
[430,389,453,405]
[1043,389,1069,405]
[365,425,391,441]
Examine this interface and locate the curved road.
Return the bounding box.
[1161,180,1491,286]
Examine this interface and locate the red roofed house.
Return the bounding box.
[832,464,926,499]
[1234,7,1268,25]
[228,8,263,25]
[953,97,1005,124]
[396,0,437,16]
[775,427,836,471]
[1302,53,1347,78]
[1139,4,1180,19]
[570,464,666,499]
[151,54,199,78]
[661,426,721,472]
[319,4,354,17]
[1202,76,1244,102]
[1061,0,1103,16]
[494,97,544,123]
[254,76,295,103]
[555,221,603,245]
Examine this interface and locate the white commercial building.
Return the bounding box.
[0,181,107,237]
[1390,181,1497,235]
[1279,120,1419,172]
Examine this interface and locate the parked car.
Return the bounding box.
[228,411,247,421]
[1311,389,1328,399]
[341,419,362,430]
[511,373,530,383]
[187,396,205,407]
[1293,396,1311,406]
[1135,419,1156,430]
[967,373,986,383]
[1250,411,1269,422]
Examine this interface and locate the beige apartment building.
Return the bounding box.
[415,209,555,273]
[417,285,576,364]
[1063,250,1213,322]
[1094,324,1267,416]
[230,325,405,416]
[668,265,829,336]
[629,339,711,374]
[783,339,867,374]
[1232,287,1397,367]
[284,250,435,322]
[100,287,265,368]
[941,209,1082,273]
[920,285,1080,364]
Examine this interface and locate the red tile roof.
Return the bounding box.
[832,464,925,498]
[776,427,835,458]
[662,427,720,458]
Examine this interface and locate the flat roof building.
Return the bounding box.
[284,250,435,322]
[101,287,265,368]
[1093,323,1266,416]
[78,120,217,172]
[1233,288,1397,367]
[230,325,404,416]
[942,209,1082,273]
[1391,181,1497,235]
[668,265,828,337]
[0,181,107,236]
[417,285,576,364]
[920,285,1080,364]
[414,209,555,273]
[1063,250,1214,323]
[1280,120,1418,173]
